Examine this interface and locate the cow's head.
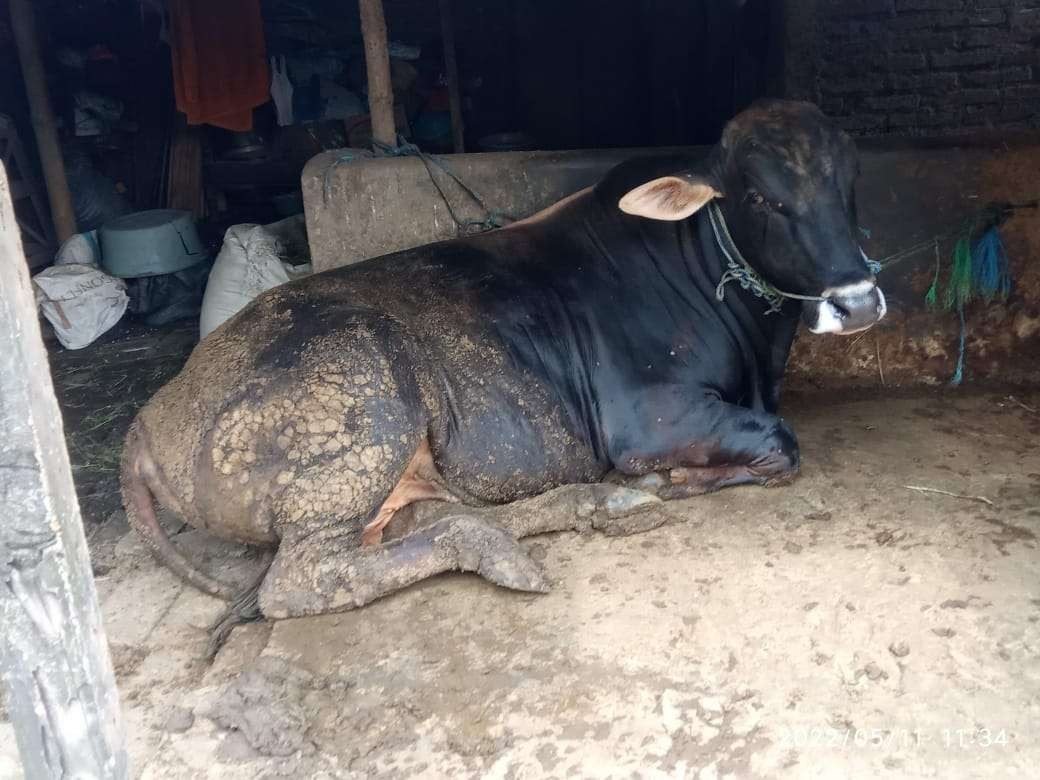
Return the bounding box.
[618,100,885,335]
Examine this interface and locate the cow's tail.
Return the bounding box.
[120,422,238,600]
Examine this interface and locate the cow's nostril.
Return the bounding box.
[828,298,851,321]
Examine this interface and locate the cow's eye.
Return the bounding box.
[748,191,765,207]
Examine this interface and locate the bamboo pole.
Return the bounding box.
[0,167,127,777]
[9,0,77,243]
[439,0,465,153]
[358,0,397,148]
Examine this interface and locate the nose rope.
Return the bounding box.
[707,202,879,315]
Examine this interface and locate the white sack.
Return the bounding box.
[199,217,311,339]
[33,263,128,349]
[53,229,101,266]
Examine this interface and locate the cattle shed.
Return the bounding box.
[0,1,1039,779]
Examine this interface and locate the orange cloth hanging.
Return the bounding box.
[169,0,270,131]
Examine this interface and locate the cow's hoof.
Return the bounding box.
[477,547,552,594]
[591,486,667,537]
[605,470,669,495]
[600,485,662,517]
[445,515,552,593]
[762,470,798,488]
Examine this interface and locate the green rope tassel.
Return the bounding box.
[924,239,941,310]
[920,219,1015,385]
[943,235,974,311]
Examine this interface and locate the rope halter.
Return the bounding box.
[707,201,881,315]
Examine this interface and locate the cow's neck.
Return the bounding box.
[685,212,800,408]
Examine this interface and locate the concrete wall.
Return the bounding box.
[303,139,1040,387]
[785,0,1040,136]
[304,147,693,269]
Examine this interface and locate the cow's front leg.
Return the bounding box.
[607,399,799,500]
[410,483,670,539]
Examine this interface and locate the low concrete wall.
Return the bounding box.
[303,147,693,270]
[303,138,1040,387]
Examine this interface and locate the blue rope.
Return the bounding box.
[970,226,1011,300]
[944,226,1010,386]
[860,247,882,276]
[321,149,374,205]
[950,305,967,386]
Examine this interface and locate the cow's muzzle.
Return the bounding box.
[804,281,886,335]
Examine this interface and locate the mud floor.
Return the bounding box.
[2,387,1039,779]
[45,320,198,527]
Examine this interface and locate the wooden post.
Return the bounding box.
[358,0,397,148]
[9,0,78,243]
[0,171,127,775]
[439,0,465,153]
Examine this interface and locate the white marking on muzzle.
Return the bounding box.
[821,280,876,299]
[809,300,846,334]
[809,284,887,335]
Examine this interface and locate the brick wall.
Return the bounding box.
[808,0,1040,135]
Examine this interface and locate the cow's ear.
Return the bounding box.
[618,174,723,221]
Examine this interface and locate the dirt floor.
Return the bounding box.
[1,332,1039,778]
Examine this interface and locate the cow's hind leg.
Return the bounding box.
[258,515,549,619]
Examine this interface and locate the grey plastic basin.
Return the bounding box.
[99,209,206,278]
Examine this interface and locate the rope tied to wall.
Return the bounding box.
[320,136,516,234]
[373,137,516,234]
[870,199,1033,385]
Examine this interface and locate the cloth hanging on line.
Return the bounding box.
[169,0,269,131]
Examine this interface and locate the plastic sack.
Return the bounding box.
[270,55,294,127]
[320,80,363,121]
[388,41,421,60]
[199,215,311,339]
[54,230,101,266]
[32,263,128,349]
[127,259,213,327]
[65,152,131,231]
[74,90,124,136]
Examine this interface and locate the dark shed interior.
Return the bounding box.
[1,1,1039,777]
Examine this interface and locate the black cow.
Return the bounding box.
[122,100,885,619]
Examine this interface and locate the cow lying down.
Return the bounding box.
[121,100,885,621]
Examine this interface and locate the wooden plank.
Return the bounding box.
[9,0,77,242]
[0,164,128,775]
[2,109,56,253]
[439,0,465,153]
[358,0,397,148]
[166,124,204,217]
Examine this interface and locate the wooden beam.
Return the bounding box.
[9,0,78,243]
[0,170,127,776]
[439,0,465,153]
[358,0,397,148]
